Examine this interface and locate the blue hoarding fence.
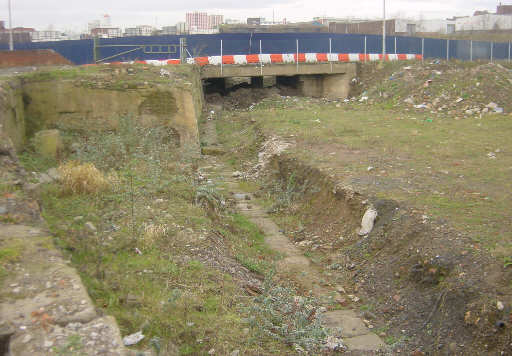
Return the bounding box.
[0,33,510,65]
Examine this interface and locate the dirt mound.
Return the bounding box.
[0,49,72,68]
[360,61,512,117]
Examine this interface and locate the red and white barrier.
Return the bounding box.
[92,53,422,67]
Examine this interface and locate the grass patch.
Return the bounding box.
[18,151,57,173]
[218,97,512,256]
[26,116,291,355]
[0,239,24,282]
[230,213,276,275]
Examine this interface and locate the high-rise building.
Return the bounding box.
[186,12,208,31]
[176,22,188,34]
[208,15,223,29]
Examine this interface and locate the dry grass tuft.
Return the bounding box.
[142,223,168,250]
[58,161,109,195]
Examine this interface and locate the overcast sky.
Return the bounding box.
[4,0,504,32]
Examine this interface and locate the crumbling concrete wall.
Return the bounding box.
[22,80,200,146]
[0,79,25,151]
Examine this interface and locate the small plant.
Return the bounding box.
[150,336,162,356]
[504,256,512,268]
[52,334,85,356]
[142,223,168,250]
[195,185,225,217]
[58,161,109,195]
[243,277,328,353]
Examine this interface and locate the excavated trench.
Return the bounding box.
[2,64,510,355]
[198,84,512,355]
[235,151,510,355]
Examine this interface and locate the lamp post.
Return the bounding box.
[382,0,386,58]
[8,0,14,51]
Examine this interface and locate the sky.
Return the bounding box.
[3,0,505,32]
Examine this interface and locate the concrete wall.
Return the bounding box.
[22,80,201,145]
[298,72,354,100]
[0,79,25,151]
[0,68,204,153]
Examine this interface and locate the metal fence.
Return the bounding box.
[1,32,511,65]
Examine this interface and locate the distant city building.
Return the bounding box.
[90,27,122,38]
[224,19,241,25]
[88,14,114,34]
[247,17,263,25]
[208,15,223,29]
[246,17,286,26]
[31,30,66,42]
[125,25,153,37]
[186,12,208,31]
[497,3,512,15]
[473,10,490,16]
[176,22,188,34]
[88,20,101,33]
[456,14,512,31]
[329,19,456,36]
[313,17,351,26]
[102,14,112,27]
[161,26,177,35]
[185,12,222,33]
[330,6,512,37]
[0,24,34,44]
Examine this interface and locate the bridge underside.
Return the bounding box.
[200,63,358,100]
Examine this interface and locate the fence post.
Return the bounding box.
[509,42,511,63]
[220,39,223,75]
[421,38,424,62]
[329,38,333,72]
[364,36,367,62]
[260,39,263,76]
[446,39,449,61]
[470,40,473,62]
[394,36,397,54]
[490,41,493,62]
[296,39,299,73]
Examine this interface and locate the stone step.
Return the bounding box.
[344,333,385,352]
[324,310,370,338]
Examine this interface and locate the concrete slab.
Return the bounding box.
[344,333,386,352]
[324,310,370,337]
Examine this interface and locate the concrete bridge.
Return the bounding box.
[192,52,421,99]
[201,62,358,100]
[108,52,422,100]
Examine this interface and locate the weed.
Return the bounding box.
[58,161,109,195]
[18,151,57,172]
[244,276,328,353]
[52,334,85,356]
[142,223,168,251]
[385,335,400,345]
